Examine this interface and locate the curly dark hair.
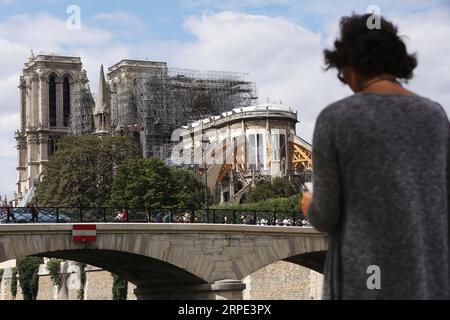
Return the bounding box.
[324,14,418,80]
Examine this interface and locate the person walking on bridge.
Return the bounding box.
[302,14,450,299]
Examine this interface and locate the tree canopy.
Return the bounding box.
[35,135,140,207]
[212,194,300,213]
[108,158,210,209]
[244,177,299,203]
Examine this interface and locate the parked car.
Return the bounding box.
[0,207,71,223]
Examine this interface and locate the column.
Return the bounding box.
[56,80,63,128]
[18,78,27,131]
[31,75,39,128]
[15,133,27,199]
[27,133,40,187]
[69,78,75,128]
[25,77,32,130]
[38,75,48,127]
[39,133,48,173]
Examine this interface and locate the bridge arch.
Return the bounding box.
[0,224,327,299]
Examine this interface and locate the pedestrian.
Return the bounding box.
[183,211,190,223]
[189,209,195,224]
[30,203,39,223]
[3,202,16,223]
[155,210,163,223]
[120,208,127,222]
[114,210,123,222]
[163,210,171,223]
[302,14,450,299]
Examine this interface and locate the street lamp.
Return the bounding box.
[201,136,209,222]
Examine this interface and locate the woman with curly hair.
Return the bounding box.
[302,14,449,299]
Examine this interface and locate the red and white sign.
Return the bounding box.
[72,224,97,242]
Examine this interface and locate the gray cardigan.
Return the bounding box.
[308,93,450,299]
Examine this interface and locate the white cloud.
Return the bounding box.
[93,11,148,33]
[0,13,130,199]
[1,6,449,200]
[169,8,450,143]
[0,157,17,199]
[0,13,113,48]
[0,112,19,198]
[392,9,450,112]
[171,11,350,142]
[0,113,20,134]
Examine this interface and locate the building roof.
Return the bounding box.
[107,59,167,74]
[183,103,298,129]
[24,54,82,69]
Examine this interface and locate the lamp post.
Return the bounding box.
[202,136,209,222]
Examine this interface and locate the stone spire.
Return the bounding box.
[94,64,109,115]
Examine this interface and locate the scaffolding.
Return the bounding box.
[133,67,258,159]
[68,82,94,135]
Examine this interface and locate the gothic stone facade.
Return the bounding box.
[15,55,84,204]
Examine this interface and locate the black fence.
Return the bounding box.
[0,207,310,226]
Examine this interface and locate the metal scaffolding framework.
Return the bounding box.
[68,83,94,136]
[133,67,258,159]
[67,65,257,160]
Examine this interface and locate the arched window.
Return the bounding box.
[49,75,57,127]
[48,136,59,157]
[63,76,71,127]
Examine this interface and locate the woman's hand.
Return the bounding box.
[301,192,312,218]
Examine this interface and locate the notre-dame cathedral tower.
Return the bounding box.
[14,54,88,204]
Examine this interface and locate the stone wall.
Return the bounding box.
[0,261,322,300]
[243,261,323,300]
[0,268,24,300]
[0,262,137,300]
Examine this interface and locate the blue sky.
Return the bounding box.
[2,0,448,43]
[1,0,449,200]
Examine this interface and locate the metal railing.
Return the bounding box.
[0,207,310,226]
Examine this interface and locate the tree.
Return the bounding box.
[16,257,44,300]
[46,259,63,287]
[35,136,140,207]
[11,268,17,299]
[109,158,173,208]
[108,158,211,209]
[212,194,301,212]
[244,177,298,203]
[170,167,213,209]
[112,274,128,300]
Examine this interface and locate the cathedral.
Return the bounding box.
[13,53,312,206]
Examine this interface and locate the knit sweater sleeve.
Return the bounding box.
[307,107,342,233]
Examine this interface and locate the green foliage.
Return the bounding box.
[169,167,213,209]
[35,136,140,207]
[109,158,211,209]
[112,274,128,300]
[16,257,44,300]
[76,262,87,300]
[11,268,17,299]
[212,194,301,212]
[109,158,172,208]
[244,177,298,203]
[46,259,63,287]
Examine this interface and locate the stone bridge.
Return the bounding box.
[0,223,328,300]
